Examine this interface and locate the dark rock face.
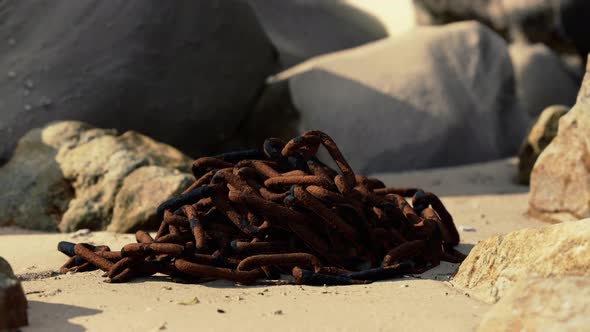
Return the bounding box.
[246,0,388,67]
[560,0,590,56]
[0,0,278,164]
[0,257,28,330]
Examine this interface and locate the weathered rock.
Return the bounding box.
[0,0,277,164]
[0,257,27,330]
[518,105,569,184]
[57,130,191,232]
[510,43,579,117]
[108,166,192,233]
[246,0,387,67]
[477,276,590,332]
[271,21,529,173]
[0,121,91,231]
[452,219,590,303]
[0,121,192,231]
[529,61,590,221]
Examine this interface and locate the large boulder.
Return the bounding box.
[518,105,569,184]
[246,0,387,67]
[0,257,27,330]
[0,121,192,232]
[452,218,590,303]
[0,0,277,164]
[270,21,529,174]
[529,61,590,221]
[509,43,579,117]
[478,277,590,332]
[108,166,192,233]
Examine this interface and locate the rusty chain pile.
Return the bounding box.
[57,130,464,286]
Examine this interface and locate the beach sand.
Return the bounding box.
[0,158,545,331]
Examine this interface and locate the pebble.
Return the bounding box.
[459,225,477,232]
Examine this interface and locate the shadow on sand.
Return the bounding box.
[25,301,102,332]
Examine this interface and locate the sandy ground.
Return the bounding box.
[0,158,546,331]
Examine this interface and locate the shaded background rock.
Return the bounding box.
[452,218,590,303]
[414,0,590,56]
[108,166,192,233]
[478,276,590,332]
[0,121,192,232]
[529,62,590,221]
[0,256,27,330]
[246,0,388,67]
[518,105,568,184]
[509,43,579,117]
[270,21,529,174]
[414,0,507,33]
[0,0,277,164]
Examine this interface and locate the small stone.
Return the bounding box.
[24,79,34,89]
[23,104,32,111]
[217,309,225,314]
[459,225,476,232]
[273,310,283,315]
[177,297,200,305]
[7,71,16,78]
[69,228,91,238]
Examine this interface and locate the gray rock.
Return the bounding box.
[108,166,192,233]
[529,60,590,221]
[246,0,387,67]
[0,257,27,330]
[452,218,590,303]
[510,43,579,117]
[518,105,569,184]
[0,121,192,231]
[271,21,529,173]
[478,276,590,332]
[0,0,277,164]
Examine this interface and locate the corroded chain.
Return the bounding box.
[57,131,464,285]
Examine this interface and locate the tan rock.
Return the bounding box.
[452,219,590,303]
[108,166,192,233]
[518,105,569,184]
[0,257,27,330]
[529,62,590,221]
[0,121,192,232]
[57,131,192,232]
[478,277,590,332]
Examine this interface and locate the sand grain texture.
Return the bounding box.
[0,158,545,331]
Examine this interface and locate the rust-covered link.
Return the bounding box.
[56,130,463,285]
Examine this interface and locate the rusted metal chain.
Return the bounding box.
[57,130,464,286]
